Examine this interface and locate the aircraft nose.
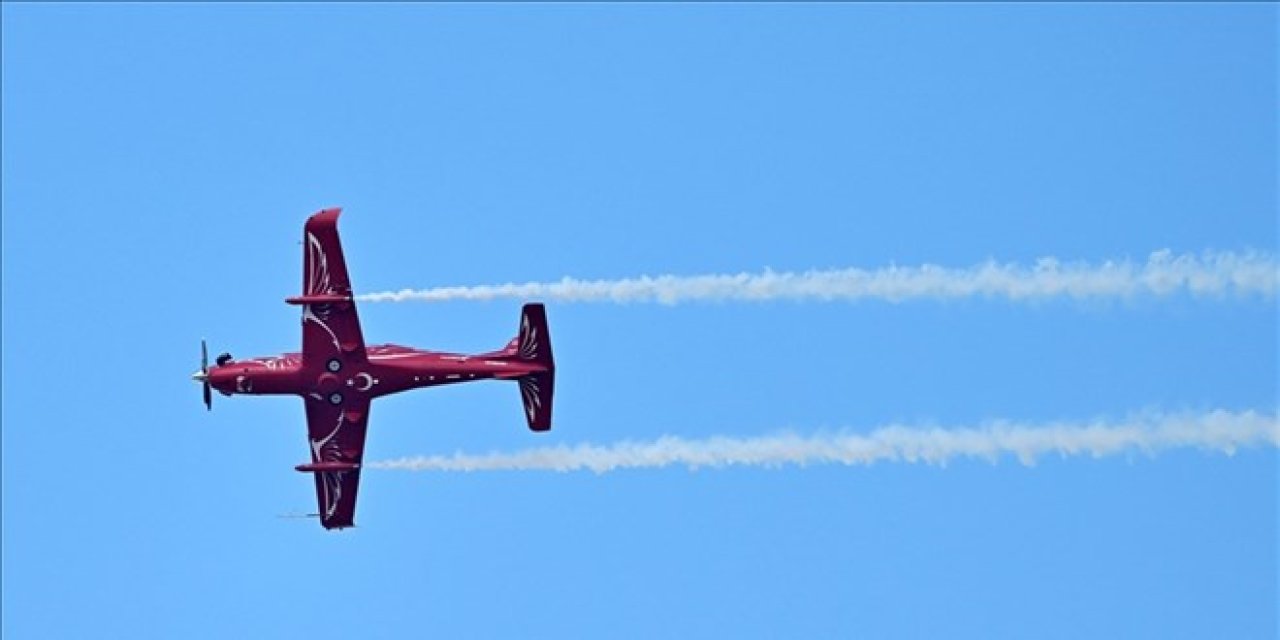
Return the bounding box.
[192,370,208,382]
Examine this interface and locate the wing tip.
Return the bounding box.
[306,207,344,229]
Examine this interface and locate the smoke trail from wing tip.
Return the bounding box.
[368,409,1279,473]
[356,249,1279,304]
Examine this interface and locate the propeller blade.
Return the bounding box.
[200,339,212,411]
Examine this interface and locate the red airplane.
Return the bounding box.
[192,208,554,530]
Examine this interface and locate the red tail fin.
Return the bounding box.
[514,304,554,431]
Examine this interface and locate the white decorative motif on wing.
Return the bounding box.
[320,471,344,520]
[306,232,332,296]
[302,231,342,350]
[303,305,341,350]
[311,409,346,519]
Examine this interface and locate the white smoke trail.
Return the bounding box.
[368,409,1279,473]
[357,250,1278,305]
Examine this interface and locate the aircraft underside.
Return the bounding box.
[193,208,555,529]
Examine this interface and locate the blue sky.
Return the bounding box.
[2,4,1275,638]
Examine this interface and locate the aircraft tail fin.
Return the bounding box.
[513,303,554,431]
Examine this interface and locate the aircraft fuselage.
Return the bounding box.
[201,344,546,405]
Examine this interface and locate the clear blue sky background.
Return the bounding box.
[3,4,1276,639]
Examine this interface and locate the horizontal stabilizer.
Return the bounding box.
[516,303,553,366]
[519,371,554,431]
[513,303,554,431]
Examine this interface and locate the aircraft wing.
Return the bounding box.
[303,396,371,529]
[300,208,367,362]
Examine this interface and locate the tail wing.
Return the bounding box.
[519,371,554,432]
[516,303,553,366]
[514,303,554,431]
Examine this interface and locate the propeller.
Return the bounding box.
[194,339,212,411]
